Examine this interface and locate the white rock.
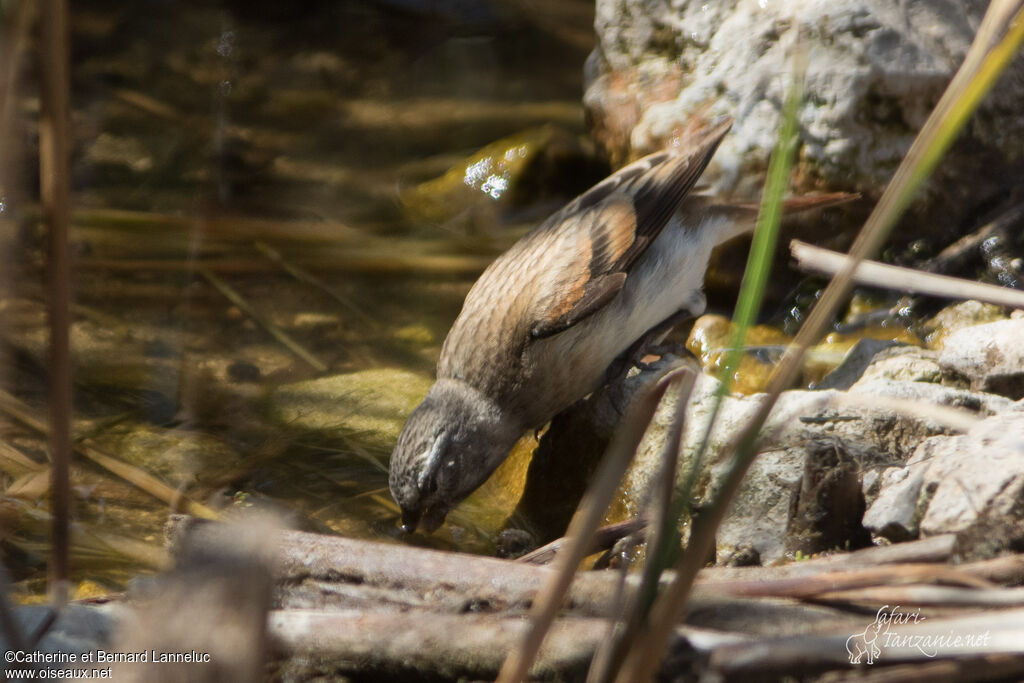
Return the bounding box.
[855,346,942,385]
[938,318,1024,400]
[864,412,1024,550]
[622,371,1014,563]
[587,0,1020,235]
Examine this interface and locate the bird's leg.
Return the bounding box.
[605,308,697,411]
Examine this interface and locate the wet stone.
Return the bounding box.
[267,368,433,451]
[227,360,262,383]
[90,423,242,487]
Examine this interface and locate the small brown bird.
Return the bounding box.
[389,119,836,533]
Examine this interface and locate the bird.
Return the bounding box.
[389,118,845,533]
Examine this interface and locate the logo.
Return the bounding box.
[846,605,991,665]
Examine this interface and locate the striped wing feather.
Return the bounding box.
[529,119,732,339]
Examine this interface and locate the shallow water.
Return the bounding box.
[0,0,921,601]
[1,0,598,599]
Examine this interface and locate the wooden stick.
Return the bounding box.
[710,607,1024,677]
[516,518,647,565]
[925,200,1024,274]
[497,368,689,683]
[167,515,623,617]
[811,585,1024,607]
[268,609,606,681]
[790,239,1024,310]
[167,519,973,614]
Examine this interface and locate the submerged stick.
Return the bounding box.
[198,266,328,372]
[926,200,1024,274]
[254,241,377,328]
[0,389,218,520]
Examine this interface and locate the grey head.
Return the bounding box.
[388,379,521,533]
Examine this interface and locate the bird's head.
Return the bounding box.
[388,380,520,534]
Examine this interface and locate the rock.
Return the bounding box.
[400,125,607,232]
[89,423,242,487]
[720,544,760,567]
[586,0,1024,244]
[513,388,618,541]
[226,360,262,383]
[862,466,925,542]
[3,309,184,423]
[937,318,1024,400]
[514,355,686,541]
[495,528,537,559]
[784,437,872,556]
[813,338,906,390]
[922,300,1007,349]
[623,374,829,564]
[83,132,153,175]
[864,412,1024,557]
[714,444,809,565]
[267,368,433,450]
[620,368,1014,564]
[854,345,942,385]
[848,376,1013,417]
[685,314,791,395]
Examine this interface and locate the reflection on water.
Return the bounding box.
[0,0,597,599]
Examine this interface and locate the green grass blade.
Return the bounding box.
[617,3,1024,681]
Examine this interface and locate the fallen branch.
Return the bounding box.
[710,608,1024,678]
[168,519,977,613]
[268,609,605,682]
[165,519,1024,680]
[517,519,647,566]
[790,240,1024,310]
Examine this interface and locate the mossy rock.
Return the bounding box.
[267,368,433,451]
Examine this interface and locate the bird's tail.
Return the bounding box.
[690,192,859,245]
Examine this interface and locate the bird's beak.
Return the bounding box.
[399,504,450,534]
[400,507,422,533]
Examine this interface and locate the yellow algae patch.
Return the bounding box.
[686,311,923,393]
[473,433,538,514]
[686,314,791,394]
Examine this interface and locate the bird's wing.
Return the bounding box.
[528,119,732,339]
